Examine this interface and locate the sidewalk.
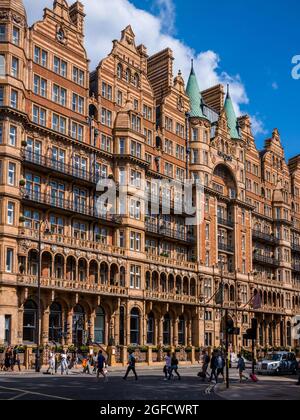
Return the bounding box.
[216,373,300,400]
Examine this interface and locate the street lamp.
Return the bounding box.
[21,218,51,373]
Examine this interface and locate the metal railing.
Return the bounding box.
[218,217,234,228]
[252,230,280,244]
[218,242,234,253]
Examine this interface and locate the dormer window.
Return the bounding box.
[133,73,139,87]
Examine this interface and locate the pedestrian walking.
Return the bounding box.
[209,351,218,383]
[237,354,248,383]
[97,350,108,381]
[216,352,225,381]
[93,352,98,374]
[168,353,181,380]
[123,351,138,381]
[12,347,21,372]
[163,352,172,380]
[198,350,210,382]
[55,353,60,374]
[4,347,12,371]
[60,351,69,375]
[47,351,55,375]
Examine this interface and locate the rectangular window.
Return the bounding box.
[12,27,20,46]
[0,25,6,42]
[11,57,18,78]
[6,248,13,273]
[41,50,48,67]
[7,201,14,225]
[8,162,16,185]
[0,86,3,106]
[4,315,11,344]
[0,124,3,143]
[9,125,17,146]
[0,54,5,77]
[10,89,17,108]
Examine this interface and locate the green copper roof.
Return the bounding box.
[186,60,205,118]
[224,85,240,139]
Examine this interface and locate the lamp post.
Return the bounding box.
[35,219,50,373]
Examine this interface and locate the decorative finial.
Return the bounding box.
[227,84,230,98]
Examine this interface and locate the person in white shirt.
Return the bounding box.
[164,352,172,381]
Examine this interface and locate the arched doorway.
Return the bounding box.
[49,302,62,343]
[94,307,105,344]
[23,300,37,343]
[130,308,140,345]
[73,304,85,347]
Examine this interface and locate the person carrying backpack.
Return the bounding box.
[123,351,138,381]
[237,354,248,383]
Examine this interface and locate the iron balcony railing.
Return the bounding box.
[23,151,102,184]
[218,242,234,254]
[252,230,280,245]
[145,219,195,243]
[218,217,234,228]
[291,243,300,253]
[253,254,280,267]
[22,189,122,224]
[292,263,300,272]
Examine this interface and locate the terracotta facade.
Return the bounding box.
[0,0,299,356]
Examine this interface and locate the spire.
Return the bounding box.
[224,84,240,139]
[186,60,205,119]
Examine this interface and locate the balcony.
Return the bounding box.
[21,190,122,224]
[252,230,279,245]
[292,263,300,272]
[18,227,125,257]
[23,151,100,185]
[145,219,195,243]
[17,275,128,297]
[218,242,234,254]
[144,290,199,306]
[291,243,300,253]
[145,251,197,271]
[218,217,234,228]
[253,253,280,267]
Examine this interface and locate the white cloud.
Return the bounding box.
[23,0,262,130]
[250,115,267,136]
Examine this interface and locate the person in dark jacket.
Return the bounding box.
[209,351,218,383]
[123,351,138,381]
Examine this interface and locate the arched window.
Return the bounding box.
[133,73,139,87]
[178,316,185,345]
[147,312,154,344]
[94,307,105,344]
[117,63,123,79]
[23,300,37,343]
[130,308,140,345]
[125,68,131,83]
[163,314,171,346]
[49,302,62,343]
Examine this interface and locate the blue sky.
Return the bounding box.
[134,0,300,159]
[25,0,300,159]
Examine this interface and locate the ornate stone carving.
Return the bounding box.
[51,245,58,253]
[75,250,81,258]
[0,11,9,20]
[64,248,71,256]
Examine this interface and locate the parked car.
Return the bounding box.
[257,352,298,375]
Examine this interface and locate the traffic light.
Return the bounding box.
[243,318,258,341]
[226,318,234,334]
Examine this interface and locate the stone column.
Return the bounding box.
[66,311,73,345]
[187,319,192,347]
[42,307,50,345]
[173,317,178,347]
[126,307,131,346]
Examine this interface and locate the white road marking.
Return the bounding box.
[0,385,72,400]
[9,392,29,400]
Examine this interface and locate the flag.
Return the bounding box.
[252,291,262,310]
[215,283,224,305]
